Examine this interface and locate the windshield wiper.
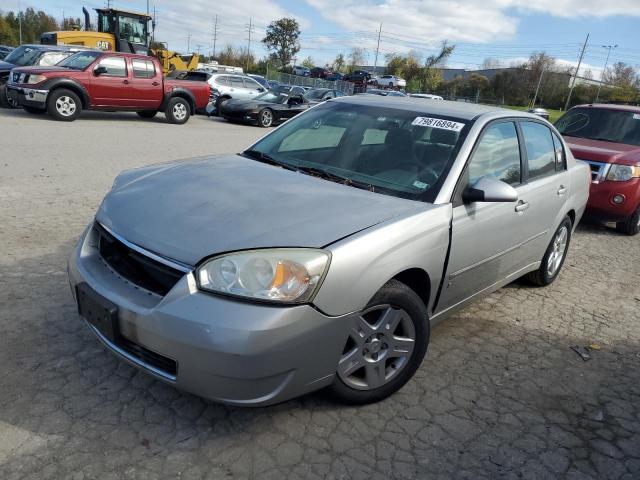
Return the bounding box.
[296,166,376,192]
[241,149,298,171]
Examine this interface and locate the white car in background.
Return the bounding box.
[207,73,267,111]
[411,93,444,100]
[371,74,406,88]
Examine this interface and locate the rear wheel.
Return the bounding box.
[23,106,46,114]
[47,89,82,121]
[526,216,572,286]
[258,108,273,128]
[137,110,157,119]
[616,207,640,236]
[165,97,190,124]
[329,279,429,404]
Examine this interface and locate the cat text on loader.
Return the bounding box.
[40,7,199,75]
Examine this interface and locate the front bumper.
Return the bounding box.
[221,109,259,124]
[6,84,48,109]
[586,177,640,222]
[68,224,353,406]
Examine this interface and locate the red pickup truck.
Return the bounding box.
[6,51,209,124]
[556,104,640,235]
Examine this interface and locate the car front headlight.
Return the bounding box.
[26,74,47,85]
[196,249,330,304]
[606,164,640,182]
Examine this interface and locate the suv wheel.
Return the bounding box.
[616,207,640,236]
[329,279,429,404]
[47,89,82,121]
[165,97,190,124]
[526,216,572,286]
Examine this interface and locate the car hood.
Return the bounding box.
[224,99,280,110]
[96,155,429,266]
[10,65,71,74]
[564,136,640,166]
[0,60,14,72]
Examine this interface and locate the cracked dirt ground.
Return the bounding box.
[1,109,639,479]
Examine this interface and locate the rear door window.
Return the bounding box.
[97,56,127,77]
[132,59,155,78]
[229,76,245,88]
[521,121,557,180]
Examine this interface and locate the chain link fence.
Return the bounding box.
[265,72,355,95]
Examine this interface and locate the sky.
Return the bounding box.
[10,0,640,78]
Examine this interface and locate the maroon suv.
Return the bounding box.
[556,104,640,235]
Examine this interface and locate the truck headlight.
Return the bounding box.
[26,74,47,85]
[196,249,330,303]
[606,164,640,182]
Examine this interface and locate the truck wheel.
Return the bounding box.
[526,216,572,286]
[0,79,18,109]
[137,110,157,119]
[23,106,46,114]
[258,108,273,128]
[165,97,190,124]
[616,207,640,236]
[47,89,82,121]
[329,279,429,405]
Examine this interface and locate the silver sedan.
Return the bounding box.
[68,97,590,406]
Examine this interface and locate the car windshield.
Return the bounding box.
[4,46,43,66]
[57,51,103,70]
[256,91,288,104]
[305,89,328,100]
[246,101,469,202]
[556,107,640,147]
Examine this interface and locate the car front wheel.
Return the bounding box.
[616,207,640,236]
[47,89,82,121]
[329,279,429,404]
[258,108,273,128]
[526,216,572,286]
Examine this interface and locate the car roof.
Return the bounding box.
[18,44,91,52]
[573,103,640,113]
[332,96,538,121]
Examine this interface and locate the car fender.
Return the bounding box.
[42,77,90,107]
[313,204,452,317]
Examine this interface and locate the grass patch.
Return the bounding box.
[503,105,564,123]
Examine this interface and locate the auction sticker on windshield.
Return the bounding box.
[412,117,465,132]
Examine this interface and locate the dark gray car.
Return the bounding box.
[68,97,589,406]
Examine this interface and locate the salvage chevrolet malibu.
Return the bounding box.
[68,97,590,406]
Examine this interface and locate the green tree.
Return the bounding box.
[0,16,17,45]
[348,47,366,71]
[332,53,346,72]
[301,56,314,69]
[262,18,301,69]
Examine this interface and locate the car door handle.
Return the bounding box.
[122,79,129,84]
[515,201,530,213]
[557,185,567,196]
[152,81,159,86]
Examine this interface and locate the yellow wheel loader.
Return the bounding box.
[40,7,199,75]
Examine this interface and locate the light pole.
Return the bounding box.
[595,44,617,103]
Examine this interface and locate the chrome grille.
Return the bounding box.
[582,160,610,183]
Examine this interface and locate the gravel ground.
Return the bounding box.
[0,108,639,480]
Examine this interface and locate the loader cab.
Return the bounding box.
[96,8,151,55]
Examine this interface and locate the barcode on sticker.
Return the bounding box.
[411,117,465,132]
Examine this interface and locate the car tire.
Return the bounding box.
[526,216,572,286]
[214,96,230,117]
[0,79,18,109]
[258,108,273,128]
[616,207,640,236]
[47,88,82,122]
[329,279,429,405]
[389,82,394,88]
[165,97,190,125]
[137,110,158,119]
[23,106,46,114]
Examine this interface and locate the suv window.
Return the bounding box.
[229,76,245,88]
[214,76,229,86]
[243,78,260,89]
[468,122,521,186]
[521,121,556,180]
[132,59,155,78]
[39,51,69,66]
[97,56,126,77]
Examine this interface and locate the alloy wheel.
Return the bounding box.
[546,225,568,277]
[261,110,273,126]
[173,103,187,121]
[55,96,76,117]
[337,304,415,390]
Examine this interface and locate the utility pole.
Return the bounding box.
[186,33,192,53]
[18,0,22,44]
[565,33,589,111]
[595,44,617,103]
[211,14,218,59]
[245,18,253,71]
[373,23,382,74]
[531,67,545,108]
[151,4,156,45]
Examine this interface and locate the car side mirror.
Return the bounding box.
[94,65,108,76]
[257,87,265,92]
[462,176,518,203]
